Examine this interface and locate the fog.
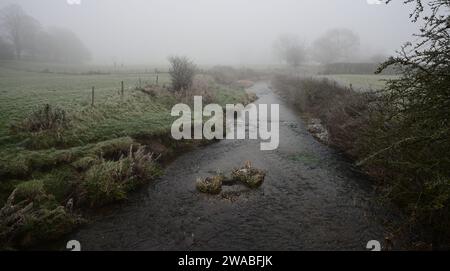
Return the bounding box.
[0,0,420,66]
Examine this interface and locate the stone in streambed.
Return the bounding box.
[307,118,329,143]
[196,161,266,195]
[231,161,266,189]
[196,175,224,194]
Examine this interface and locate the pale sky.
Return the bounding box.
[0,0,420,65]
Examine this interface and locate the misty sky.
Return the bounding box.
[0,0,420,66]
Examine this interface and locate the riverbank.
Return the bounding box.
[271,74,446,249]
[61,82,409,251]
[0,68,254,249]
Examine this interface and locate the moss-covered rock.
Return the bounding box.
[231,161,266,188]
[196,162,266,195]
[196,175,224,194]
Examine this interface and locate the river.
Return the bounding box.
[67,82,405,250]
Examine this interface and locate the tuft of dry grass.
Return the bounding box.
[196,175,224,195]
[82,145,160,207]
[188,74,217,104]
[231,161,266,189]
[10,104,70,134]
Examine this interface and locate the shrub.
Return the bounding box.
[273,71,450,247]
[366,0,450,246]
[168,56,197,92]
[11,104,70,134]
[175,74,217,104]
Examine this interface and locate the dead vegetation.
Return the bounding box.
[196,174,224,195]
[272,74,374,158]
[230,161,266,189]
[0,180,83,248]
[196,161,266,195]
[208,66,260,86]
[82,145,161,207]
[0,73,250,248]
[173,74,217,105]
[0,137,161,248]
[272,71,450,248]
[10,104,70,134]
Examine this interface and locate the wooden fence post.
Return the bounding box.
[121,81,124,97]
[91,86,95,107]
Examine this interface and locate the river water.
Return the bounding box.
[68,82,404,251]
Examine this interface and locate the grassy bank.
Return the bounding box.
[272,74,450,249]
[0,63,252,249]
[319,74,399,91]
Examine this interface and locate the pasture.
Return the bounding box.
[320,74,398,91]
[0,61,248,205]
[0,61,170,138]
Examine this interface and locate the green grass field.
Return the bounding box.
[320,74,398,91]
[0,61,248,204]
[0,61,251,248]
[0,62,171,138]
[0,63,407,248]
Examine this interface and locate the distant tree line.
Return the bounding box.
[273,28,388,71]
[0,4,90,63]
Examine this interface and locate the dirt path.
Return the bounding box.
[67,82,404,250]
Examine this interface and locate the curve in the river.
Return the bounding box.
[68,82,406,251]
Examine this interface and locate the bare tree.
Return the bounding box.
[0,36,14,59]
[168,56,197,92]
[312,28,360,64]
[273,34,307,67]
[0,4,41,59]
[46,27,91,63]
